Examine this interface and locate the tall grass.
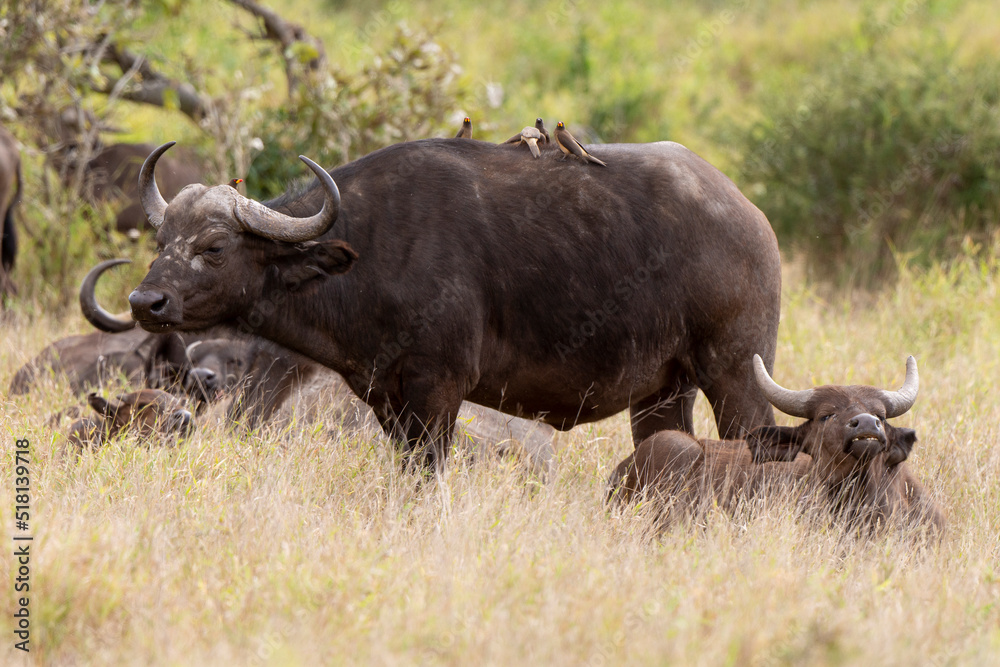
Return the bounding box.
[2,245,999,663]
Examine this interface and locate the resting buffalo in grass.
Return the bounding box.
[0,124,21,303]
[128,139,782,468]
[608,355,944,533]
[67,389,193,450]
[9,259,250,397]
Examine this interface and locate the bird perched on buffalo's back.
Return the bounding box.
[554,121,607,167]
[455,117,473,139]
[535,118,550,144]
[503,126,544,158]
[228,178,244,190]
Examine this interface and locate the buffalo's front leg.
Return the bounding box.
[374,364,466,472]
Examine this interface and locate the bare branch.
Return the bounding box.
[93,43,209,122]
[226,0,327,95]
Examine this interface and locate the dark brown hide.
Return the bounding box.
[130,139,783,468]
[0,124,21,303]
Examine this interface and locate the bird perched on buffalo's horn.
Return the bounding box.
[535,118,550,144]
[228,178,244,190]
[504,126,544,158]
[554,121,607,167]
[455,117,473,139]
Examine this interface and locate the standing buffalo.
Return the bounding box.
[128,139,782,468]
[0,124,21,303]
[608,355,944,533]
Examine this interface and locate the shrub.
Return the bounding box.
[736,38,1000,285]
[247,24,469,201]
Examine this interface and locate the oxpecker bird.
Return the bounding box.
[228,178,244,190]
[554,122,607,167]
[535,118,550,144]
[455,117,473,139]
[504,126,544,158]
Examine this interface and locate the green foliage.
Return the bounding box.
[736,37,1000,285]
[247,24,469,200]
[9,165,156,316]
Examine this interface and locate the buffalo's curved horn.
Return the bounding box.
[880,356,919,418]
[753,354,814,418]
[233,155,340,243]
[80,259,136,333]
[138,141,176,229]
[185,340,203,361]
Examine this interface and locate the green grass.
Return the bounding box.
[2,248,1000,663]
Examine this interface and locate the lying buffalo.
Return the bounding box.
[608,355,944,533]
[0,124,21,303]
[44,259,556,470]
[9,259,249,396]
[67,388,193,450]
[128,139,782,468]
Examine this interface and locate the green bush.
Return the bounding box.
[736,38,1000,285]
[247,24,470,201]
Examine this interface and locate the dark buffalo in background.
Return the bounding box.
[129,138,783,468]
[0,124,21,303]
[608,355,943,534]
[45,110,205,234]
[19,259,555,471]
[82,142,205,233]
[9,259,249,397]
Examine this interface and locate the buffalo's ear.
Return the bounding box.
[137,333,188,387]
[88,393,122,419]
[307,239,357,275]
[885,427,917,467]
[748,424,804,463]
[272,239,358,290]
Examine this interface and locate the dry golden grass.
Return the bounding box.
[2,249,1000,665]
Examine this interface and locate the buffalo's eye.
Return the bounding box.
[819,413,835,422]
[203,246,224,257]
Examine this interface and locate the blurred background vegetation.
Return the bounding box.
[1,0,999,314]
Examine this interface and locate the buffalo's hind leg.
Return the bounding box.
[629,381,698,447]
[698,352,775,440]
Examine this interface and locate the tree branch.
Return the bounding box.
[94,43,209,122]
[226,0,327,95]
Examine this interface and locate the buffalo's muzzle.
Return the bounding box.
[843,413,887,460]
[185,367,218,402]
[129,287,180,327]
[167,409,194,436]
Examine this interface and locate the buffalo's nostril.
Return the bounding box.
[129,288,171,320]
[848,417,859,428]
[150,295,169,314]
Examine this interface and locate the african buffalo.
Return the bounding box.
[0,124,21,303]
[83,142,205,233]
[47,112,204,234]
[608,355,944,533]
[67,388,193,450]
[128,139,782,468]
[8,259,250,396]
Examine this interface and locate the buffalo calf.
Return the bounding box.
[68,389,193,450]
[608,355,944,534]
